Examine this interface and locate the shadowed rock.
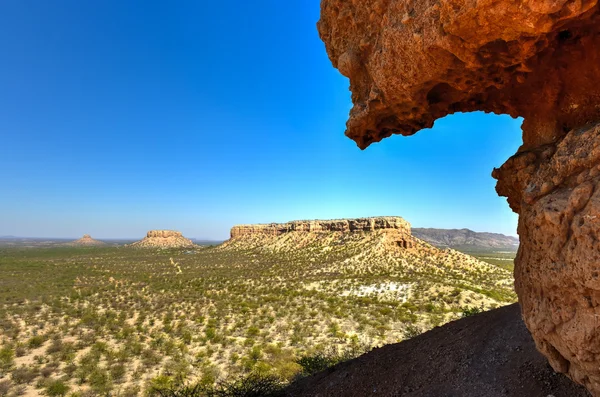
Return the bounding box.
[286,304,590,397]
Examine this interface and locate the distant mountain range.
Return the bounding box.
[412,228,519,251]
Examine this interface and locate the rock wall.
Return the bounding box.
[230,216,411,239]
[494,123,600,392]
[318,0,600,394]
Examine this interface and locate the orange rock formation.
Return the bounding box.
[318,0,600,394]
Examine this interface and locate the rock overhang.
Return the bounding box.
[318,0,600,151]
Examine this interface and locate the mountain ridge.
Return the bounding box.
[412,228,519,251]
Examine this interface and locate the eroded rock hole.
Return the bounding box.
[426,83,462,106]
[558,30,573,41]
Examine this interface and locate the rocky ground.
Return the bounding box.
[286,303,590,397]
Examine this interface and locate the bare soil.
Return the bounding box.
[285,303,590,397]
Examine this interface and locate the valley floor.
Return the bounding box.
[0,233,516,395]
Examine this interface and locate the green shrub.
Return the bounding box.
[0,347,14,374]
[461,305,483,317]
[88,368,112,395]
[28,335,46,349]
[45,379,70,397]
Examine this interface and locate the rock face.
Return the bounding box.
[319,1,600,394]
[65,234,106,247]
[230,216,411,239]
[129,230,196,249]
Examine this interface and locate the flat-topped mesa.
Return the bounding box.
[230,216,411,239]
[129,230,196,249]
[146,230,183,239]
[319,1,600,394]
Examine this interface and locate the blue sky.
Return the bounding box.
[0,1,522,240]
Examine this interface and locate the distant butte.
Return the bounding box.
[65,234,107,247]
[128,230,196,249]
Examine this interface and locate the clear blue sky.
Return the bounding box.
[0,1,522,240]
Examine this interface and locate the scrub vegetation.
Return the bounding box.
[0,231,515,396]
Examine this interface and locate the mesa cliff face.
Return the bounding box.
[319,0,600,394]
[230,216,411,239]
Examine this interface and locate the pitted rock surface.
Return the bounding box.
[319,0,600,394]
[495,123,600,392]
[230,216,411,239]
[318,0,600,150]
[129,230,196,249]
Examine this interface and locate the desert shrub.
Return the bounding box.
[403,324,422,339]
[121,384,141,397]
[296,344,368,377]
[213,373,284,397]
[88,368,112,395]
[14,345,26,358]
[0,347,14,375]
[296,352,336,377]
[11,366,39,384]
[110,363,127,384]
[246,327,260,338]
[141,348,162,368]
[28,335,46,349]
[40,365,55,378]
[46,338,63,355]
[0,380,11,397]
[181,330,193,345]
[150,373,284,397]
[204,327,217,341]
[461,306,483,317]
[44,379,70,397]
[147,374,175,396]
[198,365,219,388]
